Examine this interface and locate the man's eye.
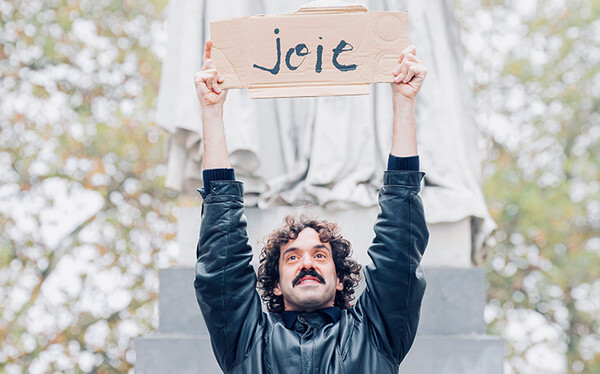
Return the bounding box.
[289,255,298,261]
[315,254,325,259]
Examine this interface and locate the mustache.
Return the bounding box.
[293,268,325,287]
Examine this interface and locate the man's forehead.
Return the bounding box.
[282,243,332,254]
[281,228,332,253]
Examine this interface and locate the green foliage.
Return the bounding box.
[2,0,599,372]
[0,0,174,372]
[455,0,600,372]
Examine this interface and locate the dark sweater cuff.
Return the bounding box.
[202,168,235,192]
[201,157,415,191]
[387,154,419,171]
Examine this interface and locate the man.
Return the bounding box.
[194,40,428,373]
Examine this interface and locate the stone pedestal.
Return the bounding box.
[177,206,474,268]
[135,207,504,373]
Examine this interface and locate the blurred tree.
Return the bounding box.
[2,0,599,373]
[454,0,600,373]
[0,0,175,372]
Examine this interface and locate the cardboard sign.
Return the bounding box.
[210,5,409,98]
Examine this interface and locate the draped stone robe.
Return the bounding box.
[155,0,496,264]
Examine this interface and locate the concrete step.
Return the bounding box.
[134,334,503,374]
[419,267,487,335]
[158,267,487,336]
[157,267,208,335]
[400,335,504,374]
[134,335,220,374]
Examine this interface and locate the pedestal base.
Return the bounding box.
[135,267,504,373]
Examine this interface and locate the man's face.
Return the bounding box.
[273,228,343,312]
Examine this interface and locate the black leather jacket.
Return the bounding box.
[195,171,428,373]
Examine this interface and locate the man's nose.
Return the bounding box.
[300,254,315,269]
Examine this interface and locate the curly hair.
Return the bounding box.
[257,214,362,314]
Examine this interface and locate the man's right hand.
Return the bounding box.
[194,40,231,169]
[194,40,227,110]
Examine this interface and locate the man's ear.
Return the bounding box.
[273,283,282,296]
[336,278,344,291]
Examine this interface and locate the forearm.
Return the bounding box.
[202,106,231,169]
[390,95,417,157]
[365,172,428,304]
[358,171,428,362]
[195,181,263,371]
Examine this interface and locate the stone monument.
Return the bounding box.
[135,1,504,372]
[155,0,496,265]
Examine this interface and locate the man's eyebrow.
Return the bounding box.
[313,244,331,253]
[282,247,298,257]
[282,244,331,257]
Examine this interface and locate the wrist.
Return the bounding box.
[201,105,223,122]
[392,94,416,109]
[391,94,418,157]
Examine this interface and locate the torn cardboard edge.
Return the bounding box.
[210,5,408,98]
[296,4,370,14]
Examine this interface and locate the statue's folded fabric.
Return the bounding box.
[156,0,496,264]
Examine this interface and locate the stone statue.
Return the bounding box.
[156,0,496,264]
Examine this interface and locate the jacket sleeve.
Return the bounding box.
[194,180,264,373]
[355,170,429,365]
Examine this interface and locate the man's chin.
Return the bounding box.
[294,301,328,312]
[286,292,333,311]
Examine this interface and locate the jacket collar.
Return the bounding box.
[281,307,341,330]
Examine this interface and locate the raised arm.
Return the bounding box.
[390,45,427,157]
[194,40,230,169]
[355,45,429,365]
[193,41,264,372]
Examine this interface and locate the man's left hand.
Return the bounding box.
[391,45,428,101]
